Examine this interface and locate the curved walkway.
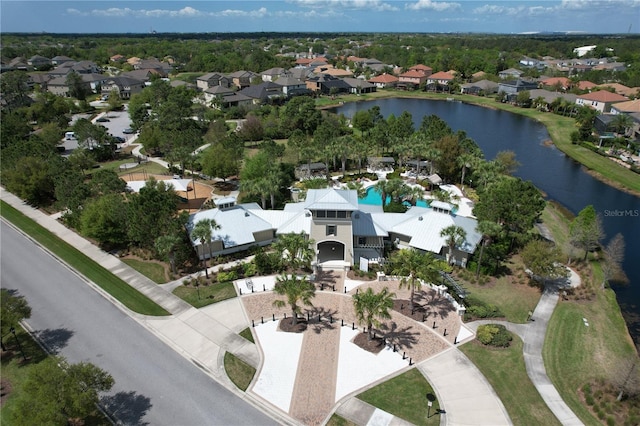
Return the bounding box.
[466,269,584,426]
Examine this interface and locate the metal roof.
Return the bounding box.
[303,188,359,211]
[188,205,273,248]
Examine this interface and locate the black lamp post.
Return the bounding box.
[9,327,26,361]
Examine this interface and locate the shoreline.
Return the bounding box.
[319,90,640,198]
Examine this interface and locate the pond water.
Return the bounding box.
[333,98,640,343]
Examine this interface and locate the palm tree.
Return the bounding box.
[475,221,503,279]
[274,232,315,272]
[352,287,396,340]
[457,152,478,186]
[243,178,270,210]
[346,181,366,199]
[440,225,467,264]
[423,146,441,175]
[390,249,442,310]
[272,274,315,326]
[404,185,425,206]
[611,114,633,137]
[155,234,182,275]
[191,218,221,278]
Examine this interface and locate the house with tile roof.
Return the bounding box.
[540,77,572,91]
[342,78,376,94]
[408,64,433,76]
[611,99,640,115]
[427,71,455,86]
[398,69,428,88]
[596,83,638,98]
[498,68,524,80]
[187,188,481,269]
[460,80,498,95]
[577,81,598,91]
[368,73,399,89]
[196,72,232,91]
[576,90,628,113]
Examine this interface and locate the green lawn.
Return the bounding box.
[121,258,168,284]
[357,368,441,425]
[172,281,237,308]
[0,201,169,316]
[239,327,255,343]
[461,338,561,426]
[543,288,637,426]
[223,352,255,391]
[325,414,358,426]
[460,272,541,323]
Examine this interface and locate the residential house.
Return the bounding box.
[127,57,142,67]
[27,73,53,90]
[596,83,637,97]
[227,70,257,89]
[306,74,350,95]
[342,77,376,94]
[202,85,235,106]
[520,57,543,68]
[460,80,498,95]
[238,81,283,104]
[362,58,388,73]
[408,64,433,77]
[398,69,428,89]
[136,58,172,76]
[260,67,288,82]
[577,81,598,91]
[471,71,487,81]
[497,79,538,95]
[27,55,51,69]
[426,71,455,88]
[611,99,640,140]
[540,77,572,91]
[187,188,481,269]
[110,54,126,63]
[7,57,30,71]
[120,69,160,84]
[220,92,253,109]
[100,76,146,100]
[498,68,524,79]
[576,90,628,113]
[286,67,315,82]
[51,55,73,66]
[274,75,309,96]
[47,76,92,97]
[593,62,626,72]
[368,73,399,89]
[528,89,577,107]
[196,72,232,91]
[313,64,353,78]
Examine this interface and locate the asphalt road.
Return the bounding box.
[0,221,278,426]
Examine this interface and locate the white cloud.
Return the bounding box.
[472,4,525,16]
[66,6,268,19]
[406,0,461,11]
[289,0,398,11]
[561,0,640,10]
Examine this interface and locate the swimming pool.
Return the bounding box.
[359,187,429,208]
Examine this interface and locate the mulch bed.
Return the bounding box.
[278,316,308,333]
[345,270,376,281]
[352,332,385,354]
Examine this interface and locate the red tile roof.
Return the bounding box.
[579,90,628,102]
[399,69,427,78]
[577,81,597,90]
[369,73,399,83]
[541,77,571,87]
[428,71,455,80]
[409,64,432,73]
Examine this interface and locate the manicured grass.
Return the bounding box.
[117,161,169,178]
[543,288,637,426]
[325,414,358,426]
[239,327,255,343]
[461,338,561,426]
[0,201,170,316]
[121,258,168,284]
[456,260,541,323]
[357,368,441,425]
[172,281,237,308]
[0,326,110,425]
[223,352,255,391]
[540,201,573,253]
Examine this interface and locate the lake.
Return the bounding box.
[333,98,640,342]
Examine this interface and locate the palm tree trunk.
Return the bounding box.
[291,309,297,325]
[367,321,373,340]
[270,193,276,209]
[261,196,267,210]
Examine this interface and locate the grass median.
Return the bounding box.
[1,201,169,316]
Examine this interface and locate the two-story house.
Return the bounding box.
[576,90,628,113]
[196,72,232,91]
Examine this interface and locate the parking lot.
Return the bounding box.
[59,105,136,154]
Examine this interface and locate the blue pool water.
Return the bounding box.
[359,187,429,208]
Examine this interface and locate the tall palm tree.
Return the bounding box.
[390,249,442,310]
[423,146,441,175]
[155,234,182,275]
[611,114,633,137]
[475,221,503,279]
[440,225,467,264]
[457,152,478,186]
[191,218,221,278]
[353,287,396,340]
[404,185,425,206]
[346,181,366,199]
[272,274,315,326]
[274,232,315,272]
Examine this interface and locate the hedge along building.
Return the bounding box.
[187,188,482,270]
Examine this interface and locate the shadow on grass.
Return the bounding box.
[101,391,152,426]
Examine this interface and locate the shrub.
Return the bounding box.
[606,417,615,426]
[476,324,512,347]
[465,295,503,319]
[243,262,257,277]
[585,395,595,406]
[218,270,238,282]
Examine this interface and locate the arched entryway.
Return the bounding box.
[317,241,345,263]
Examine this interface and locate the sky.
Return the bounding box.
[1,0,638,34]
